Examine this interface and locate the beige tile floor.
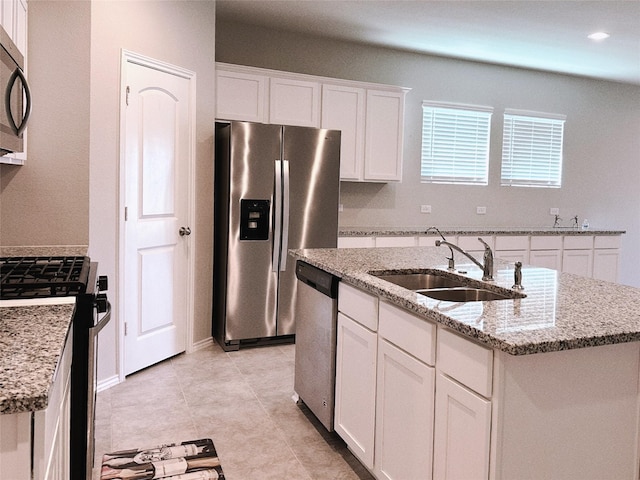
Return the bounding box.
[93,341,374,479]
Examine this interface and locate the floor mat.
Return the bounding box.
[100,438,224,479]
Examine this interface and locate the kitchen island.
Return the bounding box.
[290,246,640,479]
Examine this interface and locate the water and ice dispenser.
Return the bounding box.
[240,199,270,240]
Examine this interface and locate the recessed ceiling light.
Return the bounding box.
[588,32,610,40]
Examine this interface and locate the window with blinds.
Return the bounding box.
[421,102,493,185]
[501,110,566,187]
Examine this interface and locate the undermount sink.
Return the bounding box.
[369,269,525,302]
[370,271,466,290]
[417,287,515,302]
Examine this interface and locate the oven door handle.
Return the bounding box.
[92,300,112,335]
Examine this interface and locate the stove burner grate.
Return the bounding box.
[0,256,90,299]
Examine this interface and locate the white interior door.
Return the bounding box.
[122,54,194,376]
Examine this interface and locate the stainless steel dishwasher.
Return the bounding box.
[294,260,339,431]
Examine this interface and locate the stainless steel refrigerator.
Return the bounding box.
[213,121,341,351]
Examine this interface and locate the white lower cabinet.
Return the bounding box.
[335,311,378,469]
[593,236,621,282]
[374,339,435,480]
[529,249,562,270]
[562,249,593,277]
[0,328,72,480]
[433,373,491,480]
[494,236,529,265]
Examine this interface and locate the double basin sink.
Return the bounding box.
[369,270,526,302]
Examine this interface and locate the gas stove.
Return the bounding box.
[0,256,91,299]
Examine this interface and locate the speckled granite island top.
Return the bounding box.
[290,246,640,355]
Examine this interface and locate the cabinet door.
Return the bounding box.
[375,339,435,480]
[433,373,491,480]
[0,412,32,480]
[529,249,562,270]
[215,69,267,122]
[494,250,529,264]
[321,84,365,181]
[364,89,404,182]
[334,312,377,469]
[14,0,27,56]
[269,77,320,127]
[562,249,593,277]
[593,249,620,283]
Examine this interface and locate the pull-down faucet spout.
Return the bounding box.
[426,226,455,271]
[435,237,494,281]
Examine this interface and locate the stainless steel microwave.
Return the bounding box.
[1,24,31,156]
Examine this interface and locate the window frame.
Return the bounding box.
[500,109,566,188]
[420,101,493,186]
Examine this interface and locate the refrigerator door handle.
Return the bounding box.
[272,160,283,272]
[280,160,290,271]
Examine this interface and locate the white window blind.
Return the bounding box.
[421,102,493,185]
[501,109,566,187]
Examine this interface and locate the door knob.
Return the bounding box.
[179,226,191,236]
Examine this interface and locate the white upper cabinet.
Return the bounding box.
[216,63,409,183]
[215,69,267,122]
[269,77,320,127]
[364,89,405,182]
[322,84,407,182]
[321,84,365,181]
[1,0,27,56]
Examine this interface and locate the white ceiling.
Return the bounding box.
[216,0,640,85]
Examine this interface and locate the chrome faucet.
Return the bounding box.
[435,237,494,281]
[426,226,455,271]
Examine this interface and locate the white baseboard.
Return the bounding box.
[97,374,120,393]
[189,336,214,353]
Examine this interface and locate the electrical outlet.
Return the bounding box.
[476,206,486,215]
[420,204,432,214]
[549,207,559,215]
[338,204,344,212]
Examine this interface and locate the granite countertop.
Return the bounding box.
[339,226,626,236]
[289,246,640,355]
[0,302,74,414]
[0,245,88,415]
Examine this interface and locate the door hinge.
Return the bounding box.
[126,85,130,106]
[124,206,128,221]
[124,322,128,336]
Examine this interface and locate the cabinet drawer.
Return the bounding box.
[375,236,416,247]
[379,301,436,366]
[563,235,593,249]
[594,235,621,249]
[437,327,493,398]
[494,235,529,251]
[337,236,375,248]
[530,235,563,250]
[338,283,378,331]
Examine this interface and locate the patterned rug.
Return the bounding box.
[100,438,225,479]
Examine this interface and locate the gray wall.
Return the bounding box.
[216,20,640,287]
[0,1,91,245]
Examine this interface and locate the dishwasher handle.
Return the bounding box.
[295,261,338,298]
